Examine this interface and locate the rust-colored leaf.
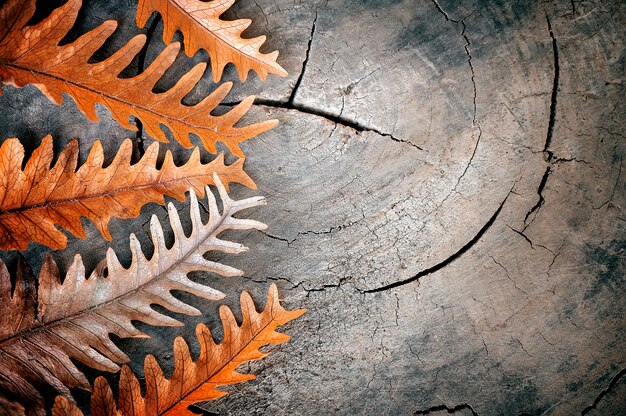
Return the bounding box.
[0,0,276,157]
[53,284,305,416]
[137,0,288,82]
[0,176,267,415]
[0,135,254,251]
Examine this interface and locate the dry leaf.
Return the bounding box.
[0,135,254,251]
[137,0,289,82]
[0,175,267,415]
[53,284,305,416]
[0,0,276,157]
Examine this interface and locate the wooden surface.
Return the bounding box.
[0,0,624,414]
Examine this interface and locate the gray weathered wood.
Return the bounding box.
[0,0,624,414]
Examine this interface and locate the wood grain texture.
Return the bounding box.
[0,0,624,414]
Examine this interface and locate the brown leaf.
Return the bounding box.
[0,135,254,251]
[0,0,276,157]
[52,284,305,416]
[0,175,267,415]
[137,0,288,82]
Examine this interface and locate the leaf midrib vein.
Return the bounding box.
[1,62,234,136]
[0,202,233,348]
[0,173,210,215]
[160,317,276,415]
[168,0,273,69]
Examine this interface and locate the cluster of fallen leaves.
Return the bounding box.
[0,0,303,414]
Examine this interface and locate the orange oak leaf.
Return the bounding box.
[53,284,305,416]
[137,0,289,82]
[0,176,267,415]
[0,135,254,251]
[0,0,276,157]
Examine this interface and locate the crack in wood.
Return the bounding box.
[363,189,513,293]
[523,165,551,226]
[518,14,561,234]
[289,11,317,104]
[427,1,482,205]
[259,214,362,247]
[581,367,626,414]
[544,14,560,161]
[414,403,479,415]
[222,98,423,150]
[431,0,457,23]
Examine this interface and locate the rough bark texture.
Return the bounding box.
[0,0,624,415]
